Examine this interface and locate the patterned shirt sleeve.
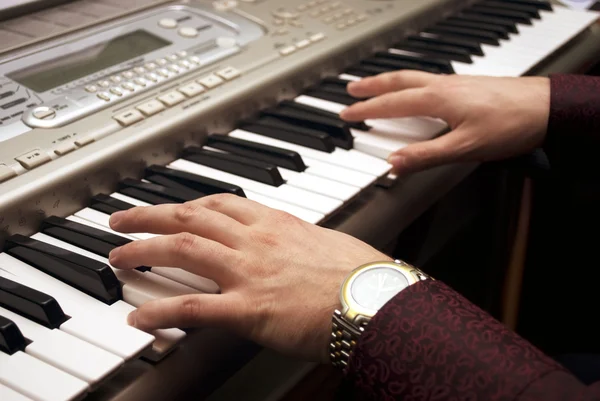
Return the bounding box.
[341,280,600,400]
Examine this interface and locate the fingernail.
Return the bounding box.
[109,211,124,227]
[109,247,120,265]
[127,311,137,327]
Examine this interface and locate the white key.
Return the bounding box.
[110,192,152,207]
[302,158,377,189]
[74,208,155,240]
[0,255,153,360]
[168,159,343,215]
[242,190,325,224]
[30,233,199,306]
[0,306,123,386]
[229,130,392,177]
[0,351,88,401]
[0,383,33,401]
[278,168,360,201]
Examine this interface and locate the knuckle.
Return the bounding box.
[179,296,201,322]
[173,232,198,255]
[249,229,280,248]
[174,202,201,224]
[201,193,235,209]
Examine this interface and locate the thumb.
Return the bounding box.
[128,294,239,332]
[388,131,467,175]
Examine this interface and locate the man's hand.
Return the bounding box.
[340,70,550,175]
[108,194,390,362]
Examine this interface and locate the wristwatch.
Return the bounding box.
[329,259,431,368]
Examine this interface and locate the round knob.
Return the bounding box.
[158,18,177,29]
[216,36,237,48]
[32,106,56,120]
[178,26,198,38]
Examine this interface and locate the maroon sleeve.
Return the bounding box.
[543,74,600,176]
[342,280,600,400]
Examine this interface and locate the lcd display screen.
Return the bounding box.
[8,30,170,93]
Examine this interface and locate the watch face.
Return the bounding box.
[350,267,409,311]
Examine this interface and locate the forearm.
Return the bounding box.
[341,280,599,400]
[544,74,600,177]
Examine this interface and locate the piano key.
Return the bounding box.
[0,276,67,329]
[501,0,552,10]
[75,208,156,240]
[276,168,361,201]
[0,315,26,355]
[119,178,204,203]
[454,13,519,33]
[42,216,129,248]
[182,148,285,187]
[278,99,371,132]
[30,233,199,307]
[90,194,136,212]
[0,350,88,401]
[0,383,33,401]
[0,262,154,360]
[145,164,246,197]
[109,192,153,208]
[234,191,325,224]
[206,133,307,172]
[229,129,392,178]
[0,306,123,386]
[437,19,510,39]
[303,79,365,106]
[480,1,541,18]
[467,5,533,24]
[4,237,122,305]
[145,174,206,193]
[423,27,501,46]
[375,50,455,74]
[393,39,474,63]
[300,158,377,189]
[168,159,343,215]
[344,64,396,78]
[260,102,354,149]
[117,187,176,206]
[90,202,122,216]
[240,116,335,152]
[408,32,485,56]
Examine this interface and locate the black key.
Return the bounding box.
[304,77,368,106]
[42,216,130,248]
[144,174,201,193]
[468,5,532,24]
[119,187,174,205]
[375,50,455,74]
[91,194,135,212]
[0,276,68,330]
[481,1,541,18]
[206,134,306,172]
[90,203,122,215]
[501,0,552,11]
[345,64,391,77]
[260,103,354,149]
[119,178,203,204]
[408,33,484,56]
[240,116,335,152]
[424,27,500,46]
[182,147,284,186]
[392,41,473,63]
[361,56,442,73]
[454,13,518,33]
[145,165,246,197]
[4,237,121,305]
[278,99,371,131]
[0,315,26,354]
[439,19,510,39]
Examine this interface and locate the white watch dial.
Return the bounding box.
[350,267,409,311]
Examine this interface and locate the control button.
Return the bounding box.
[333,13,343,20]
[197,74,224,88]
[179,60,193,69]
[310,32,325,42]
[216,66,240,81]
[343,8,353,15]
[295,39,310,49]
[274,28,289,35]
[336,23,346,29]
[177,51,188,57]
[0,164,16,183]
[279,45,296,56]
[158,18,177,29]
[156,58,168,66]
[297,4,307,11]
[122,82,136,91]
[167,64,182,73]
[136,99,165,116]
[134,77,148,87]
[110,76,122,83]
[74,135,94,147]
[97,92,111,101]
[15,149,51,169]
[114,109,144,126]
[134,67,146,74]
[179,27,198,38]
[158,91,186,107]
[213,0,238,10]
[324,16,334,23]
[146,73,159,82]
[347,18,356,25]
[32,107,56,120]
[145,62,157,70]
[98,80,110,88]
[216,37,237,48]
[157,68,170,77]
[178,82,205,97]
[168,54,178,61]
[310,10,321,17]
[272,10,299,19]
[54,142,76,156]
[289,20,303,27]
[85,85,98,93]
[110,87,124,96]
[319,5,330,13]
[357,14,367,22]
[122,71,135,79]
[189,56,202,65]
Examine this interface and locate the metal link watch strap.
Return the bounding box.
[329,310,365,369]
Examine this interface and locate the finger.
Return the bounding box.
[109,202,246,248]
[108,233,238,283]
[346,70,439,98]
[340,88,441,121]
[127,293,241,331]
[194,193,268,225]
[387,129,470,175]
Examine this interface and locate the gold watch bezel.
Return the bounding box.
[339,260,421,325]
